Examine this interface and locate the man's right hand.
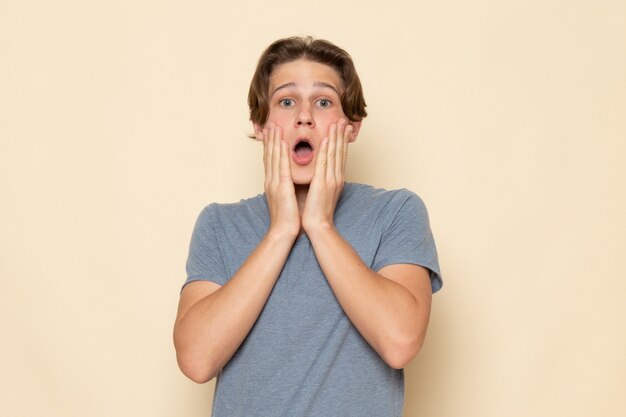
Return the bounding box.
[261,123,300,239]
[175,125,301,384]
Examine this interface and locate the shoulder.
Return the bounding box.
[200,193,267,220]
[194,193,269,238]
[348,182,423,200]
[346,182,427,214]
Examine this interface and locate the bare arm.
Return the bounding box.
[173,228,296,383]
[306,225,432,369]
[302,119,433,368]
[173,125,300,383]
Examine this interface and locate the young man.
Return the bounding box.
[174,36,442,416]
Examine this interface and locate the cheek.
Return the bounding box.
[266,113,291,130]
[316,110,346,130]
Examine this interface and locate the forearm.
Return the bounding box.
[306,224,429,368]
[174,229,296,382]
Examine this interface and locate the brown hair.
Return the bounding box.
[248,36,367,126]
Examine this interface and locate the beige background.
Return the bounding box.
[1,0,625,416]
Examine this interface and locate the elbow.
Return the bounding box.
[176,353,219,384]
[173,327,219,383]
[187,371,216,384]
[185,371,214,384]
[380,333,426,369]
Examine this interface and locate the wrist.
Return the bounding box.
[267,225,299,243]
[302,220,335,239]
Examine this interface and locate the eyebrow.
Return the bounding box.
[270,81,340,98]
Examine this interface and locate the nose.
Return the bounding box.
[295,106,315,128]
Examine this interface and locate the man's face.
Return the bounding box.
[255,59,360,184]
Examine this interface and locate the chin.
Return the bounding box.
[290,170,313,185]
[291,176,313,185]
[291,166,315,185]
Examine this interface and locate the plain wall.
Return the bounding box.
[1,1,624,416]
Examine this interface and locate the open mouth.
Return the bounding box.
[292,138,314,165]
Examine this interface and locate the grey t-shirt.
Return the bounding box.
[185,182,442,417]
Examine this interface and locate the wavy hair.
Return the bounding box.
[247,36,367,126]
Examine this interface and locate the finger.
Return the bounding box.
[326,123,337,180]
[342,125,351,174]
[263,127,270,179]
[335,120,347,179]
[279,139,291,181]
[265,125,274,183]
[315,138,328,183]
[272,125,282,184]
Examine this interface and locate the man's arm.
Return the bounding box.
[306,225,433,369]
[302,119,433,368]
[174,228,296,383]
[174,125,300,383]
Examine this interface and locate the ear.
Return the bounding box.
[252,122,264,141]
[347,120,362,143]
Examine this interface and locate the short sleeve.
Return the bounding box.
[183,205,228,289]
[372,191,443,293]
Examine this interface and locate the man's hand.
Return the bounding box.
[299,118,431,368]
[260,123,300,239]
[302,119,352,233]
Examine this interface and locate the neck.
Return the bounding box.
[294,184,309,215]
